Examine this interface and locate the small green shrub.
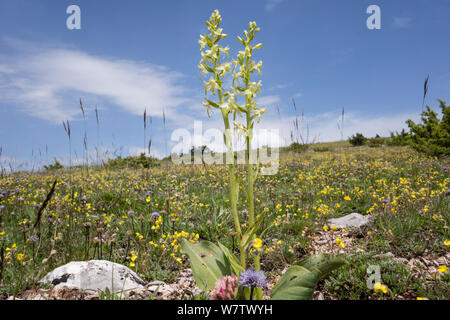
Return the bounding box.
[105,153,160,169]
[349,133,367,146]
[287,142,310,153]
[43,160,64,171]
[406,99,450,156]
[387,129,411,146]
[367,135,386,148]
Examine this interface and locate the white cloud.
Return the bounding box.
[265,0,284,12]
[269,83,288,91]
[0,41,190,123]
[393,17,413,29]
[253,110,419,145]
[128,146,165,160]
[256,95,281,107]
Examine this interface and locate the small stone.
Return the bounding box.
[327,213,372,229]
[146,280,166,287]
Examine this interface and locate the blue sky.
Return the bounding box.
[0,0,449,169]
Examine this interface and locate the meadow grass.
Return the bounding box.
[0,144,448,299]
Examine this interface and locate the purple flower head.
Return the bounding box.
[443,166,449,172]
[0,205,4,210]
[150,183,156,187]
[381,199,390,204]
[128,210,134,216]
[28,236,39,243]
[80,196,87,202]
[238,269,267,288]
[445,189,450,196]
[151,211,160,218]
[146,191,153,196]
[34,204,41,209]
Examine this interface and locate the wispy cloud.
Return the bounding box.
[254,111,419,145]
[393,17,413,29]
[268,83,294,91]
[265,0,284,12]
[128,146,165,160]
[256,95,281,107]
[0,40,190,123]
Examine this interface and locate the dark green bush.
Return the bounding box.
[105,153,160,169]
[349,133,367,146]
[387,129,411,146]
[367,135,386,148]
[43,160,64,171]
[287,142,310,153]
[406,99,450,156]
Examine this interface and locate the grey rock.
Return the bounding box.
[146,280,166,287]
[40,260,146,294]
[327,213,372,229]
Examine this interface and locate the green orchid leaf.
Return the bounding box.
[270,265,320,300]
[217,242,244,275]
[295,254,346,280]
[180,239,233,291]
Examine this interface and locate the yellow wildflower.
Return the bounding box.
[253,238,262,249]
[437,265,447,274]
[374,282,388,294]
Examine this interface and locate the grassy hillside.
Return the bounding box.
[0,145,448,299]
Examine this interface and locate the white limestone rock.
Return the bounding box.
[327,213,372,229]
[40,260,146,294]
